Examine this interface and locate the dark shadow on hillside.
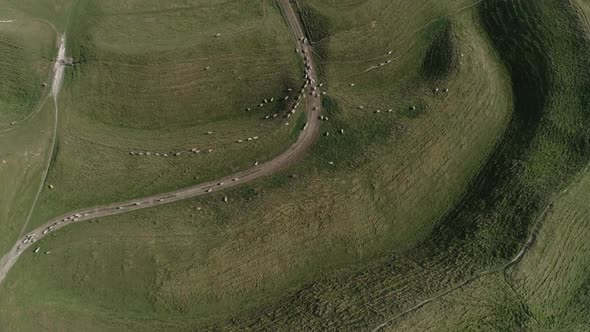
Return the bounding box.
[421,20,459,80]
[428,0,590,261]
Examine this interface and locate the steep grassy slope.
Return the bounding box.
[382,134,590,331]
[442,0,590,259]
[512,167,590,330]
[220,1,590,330]
[420,20,459,80]
[0,0,513,330]
[507,0,590,317]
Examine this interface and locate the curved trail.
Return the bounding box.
[17,35,66,239]
[0,0,321,285]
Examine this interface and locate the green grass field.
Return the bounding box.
[0,19,55,125]
[0,16,57,255]
[2,0,590,331]
[13,0,306,231]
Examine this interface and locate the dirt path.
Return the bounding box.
[16,34,66,241]
[0,1,321,285]
[50,35,67,99]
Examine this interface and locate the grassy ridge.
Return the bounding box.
[0,0,513,330]
[219,0,590,329]
[512,166,590,329]
[431,0,590,260]
[420,19,459,80]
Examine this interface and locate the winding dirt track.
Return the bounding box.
[0,0,321,285]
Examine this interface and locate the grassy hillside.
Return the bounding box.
[222,0,590,329]
[0,0,513,330]
[0,0,77,33]
[0,19,55,125]
[512,167,590,329]
[3,0,590,331]
[382,133,590,331]
[0,16,58,255]
[0,101,55,256]
[21,0,304,230]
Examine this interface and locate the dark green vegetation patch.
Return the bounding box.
[421,19,459,80]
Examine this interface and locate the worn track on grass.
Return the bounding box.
[0,0,321,285]
[16,34,67,244]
